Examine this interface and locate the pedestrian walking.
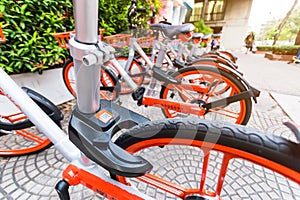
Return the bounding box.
[244,31,255,54]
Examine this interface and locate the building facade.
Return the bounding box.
[160,0,253,49]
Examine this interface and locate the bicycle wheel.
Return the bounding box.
[160,65,252,125]
[62,58,120,100]
[0,89,61,157]
[201,51,236,64]
[114,118,300,200]
[104,56,145,94]
[0,119,53,157]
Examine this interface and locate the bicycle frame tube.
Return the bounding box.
[0,68,80,161]
[0,69,155,199]
[134,40,154,68]
[0,0,157,198]
[70,0,100,113]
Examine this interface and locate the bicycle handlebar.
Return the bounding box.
[127,0,147,29]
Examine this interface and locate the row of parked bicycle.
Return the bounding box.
[0,1,299,199]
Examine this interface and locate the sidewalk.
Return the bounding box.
[270,92,300,124]
[0,57,299,199]
[6,57,300,125]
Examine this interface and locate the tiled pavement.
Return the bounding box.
[0,56,300,199]
[0,90,299,200]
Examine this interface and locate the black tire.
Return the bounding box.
[114,118,300,199]
[160,65,252,125]
[0,88,63,157]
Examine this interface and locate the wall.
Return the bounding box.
[221,0,253,50]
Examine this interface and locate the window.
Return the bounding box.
[189,0,226,22]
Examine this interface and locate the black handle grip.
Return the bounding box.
[136,8,146,13]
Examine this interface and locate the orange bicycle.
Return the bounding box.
[0,2,299,199]
[0,87,63,156]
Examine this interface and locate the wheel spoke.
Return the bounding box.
[138,174,196,198]
[215,154,235,196]
[199,149,210,192]
[208,107,240,120]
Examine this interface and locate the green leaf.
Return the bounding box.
[20,22,25,29]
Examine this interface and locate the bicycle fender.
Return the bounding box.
[68,100,153,177]
[207,63,260,102]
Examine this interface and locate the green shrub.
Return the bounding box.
[257,45,300,55]
[0,0,160,74]
[271,45,300,55]
[193,19,213,35]
[256,45,274,52]
[0,0,73,74]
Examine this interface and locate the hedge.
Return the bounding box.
[0,0,73,74]
[257,45,300,55]
[0,0,159,74]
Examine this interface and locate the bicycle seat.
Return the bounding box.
[202,34,212,40]
[192,32,204,39]
[150,23,195,39]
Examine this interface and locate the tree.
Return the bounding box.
[295,29,300,45]
[259,6,300,43]
[193,19,213,34]
[272,0,298,45]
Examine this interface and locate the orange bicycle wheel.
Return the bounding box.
[0,89,61,157]
[0,120,52,157]
[160,65,252,125]
[62,58,120,100]
[114,118,300,200]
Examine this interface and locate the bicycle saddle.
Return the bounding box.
[202,34,212,40]
[192,32,204,39]
[150,23,195,39]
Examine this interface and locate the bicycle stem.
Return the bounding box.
[70,0,101,114]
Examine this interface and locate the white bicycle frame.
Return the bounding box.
[111,33,176,97]
[0,0,154,198]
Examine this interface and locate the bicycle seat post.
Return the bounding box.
[69,0,101,113]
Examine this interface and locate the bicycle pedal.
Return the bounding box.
[132,86,145,106]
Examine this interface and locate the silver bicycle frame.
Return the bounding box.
[111,35,176,95]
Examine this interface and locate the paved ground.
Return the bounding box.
[0,52,300,199]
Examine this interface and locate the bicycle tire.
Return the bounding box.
[114,118,300,199]
[0,88,62,157]
[201,51,236,64]
[160,65,252,125]
[62,58,120,100]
